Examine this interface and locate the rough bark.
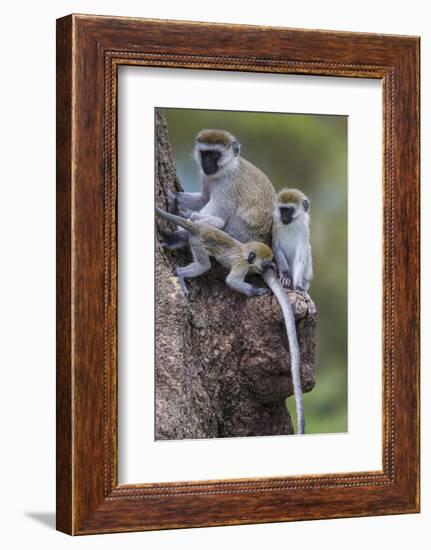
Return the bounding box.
[155,110,316,439]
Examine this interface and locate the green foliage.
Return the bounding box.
[163,107,348,435]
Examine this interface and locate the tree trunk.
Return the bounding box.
[155,109,316,439]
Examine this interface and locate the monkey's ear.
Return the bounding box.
[231,140,240,156]
[303,199,310,212]
[247,251,256,264]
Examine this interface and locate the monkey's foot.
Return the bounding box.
[301,291,317,316]
[161,231,188,250]
[176,270,190,297]
[280,272,292,289]
[157,228,170,248]
[296,287,311,296]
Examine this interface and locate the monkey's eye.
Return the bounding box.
[247,251,256,264]
[231,141,240,156]
[303,199,309,212]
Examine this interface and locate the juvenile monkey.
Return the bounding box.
[272,188,313,291]
[156,207,275,297]
[161,130,305,434]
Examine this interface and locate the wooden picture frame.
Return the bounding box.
[56,14,420,535]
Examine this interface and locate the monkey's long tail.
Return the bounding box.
[263,270,305,435]
[155,207,199,235]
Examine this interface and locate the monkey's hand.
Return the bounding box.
[168,190,207,212]
[280,271,293,289]
[167,190,179,212]
[250,287,269,297]
[179,208,194,220]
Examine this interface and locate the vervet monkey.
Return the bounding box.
[156,207,275,297]
[272,188,313,291]
[161,129,305,434]
[164,129,275,248]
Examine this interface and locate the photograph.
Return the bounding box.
[154,107,348,440]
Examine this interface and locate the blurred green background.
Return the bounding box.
[162,108,348,435]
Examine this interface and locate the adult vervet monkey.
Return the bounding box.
[164,129,274,248]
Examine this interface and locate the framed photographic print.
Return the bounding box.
[56,14,420,535]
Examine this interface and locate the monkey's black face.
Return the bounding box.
[200,150,221,175]
[261,260,276,273]
[279,206,295,225]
